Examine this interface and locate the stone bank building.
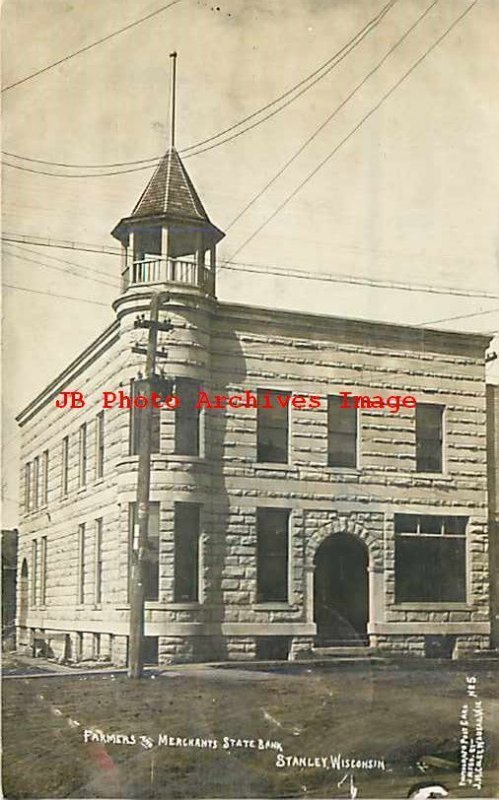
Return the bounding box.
[16,146,492,664]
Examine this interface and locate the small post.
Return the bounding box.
[169,51,177,150]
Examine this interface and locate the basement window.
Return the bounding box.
[257,508,289,603]
[395,514,467,603]
[327,395,357,468]
[257,389,289,463]
[416,403,444,472]
[174,503,200,602]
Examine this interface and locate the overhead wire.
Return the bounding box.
[5,241,120,282]
[226,0,438,231]
[227,0,479,263]
[2,0,397,169]
[2,0,184,93]
[2,233,498,300]
[2,283,111,306]
[3,246,119,290]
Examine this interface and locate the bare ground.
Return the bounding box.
[2,658,498,799]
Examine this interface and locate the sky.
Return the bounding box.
[2,0,499,527]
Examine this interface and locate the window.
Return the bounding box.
[175,378,200,455]
[61,437,69,497]
[256,508,289,603]
[328,395,357,468]
[174,503,200,602]
[30,540,37,606]
[257,389,290,463]
[24,462,32,513]
[96,412,105,479]
[128,503,160,601]
[95,518,103,605]
[130,379,160,455]
[395,514,467,603]
[40,536,47,605]
[32,456,39,510]
[416,404,444,472]
[77,523,86,604]
[93,633,101,658]
[41,450,49,506]
[79,424,87,487]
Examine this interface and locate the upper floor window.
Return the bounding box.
[24,462,32,513]
[78,423,87,487]
[257,389,289,463]
[30,539,37,606]
[174,503,200,602]
[128,502,160,601]
[41,450,49,506]
[61,436,69,497]
[394,514,466,603]
[96,412,105,479]
[328,395,357,468]
[40,536,48,606]
[77,523,86,604]
[416,403,444,472]
[95,518,103,605]
[32,456,39,510]
[256,508,289,603]
[175,378,200,456]
[130,379,160,455]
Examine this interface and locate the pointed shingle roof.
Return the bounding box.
[131,147,209,222]
[111,146,225,247]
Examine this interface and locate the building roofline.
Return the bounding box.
[16,320,120,426]
[217,300,493,353]
[16,299,492,426]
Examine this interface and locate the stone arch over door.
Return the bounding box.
[304,513,384,645]
[18,558,29,644]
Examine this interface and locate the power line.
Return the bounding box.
[1,230,492,269]
[218,259,499,300]
[1,232,120,256]
[2,0,397,167]
[418,307,499,327]
[227,0,478,263]
[2,0,184,93]
[5,241,120,283]
[2,231,498,300]
[3,246,119,290]
[226,0,438,231]
[2,283,111,307]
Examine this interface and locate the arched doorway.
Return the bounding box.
[314,533,369,645]
[18,559,29,644]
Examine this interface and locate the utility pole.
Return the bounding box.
[128,291,172,679]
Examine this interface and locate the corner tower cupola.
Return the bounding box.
[111,52,224,297]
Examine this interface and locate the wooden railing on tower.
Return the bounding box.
[121,257,215,295]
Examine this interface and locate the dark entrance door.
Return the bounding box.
[314,533,369,645]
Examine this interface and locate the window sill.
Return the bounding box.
[392,603,472,610]
[253,603,296,611]
[323,466,360,473]
[116,603,201,611]
[254,462,293,471]
[168,454,205,462]
[413,472,452,481]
